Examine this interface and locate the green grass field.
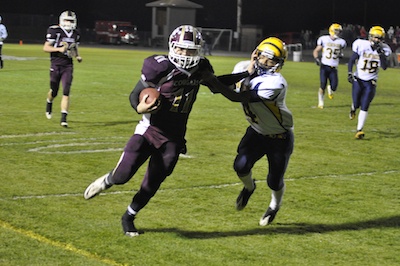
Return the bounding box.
[1,44,399,266]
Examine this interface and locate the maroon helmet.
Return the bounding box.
[168,25,203,69]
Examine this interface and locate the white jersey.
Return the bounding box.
[351,39,392,81]
[246,73,293,135]
[0,24,7,45]
[317,35,346,67]
[233,61,293,135]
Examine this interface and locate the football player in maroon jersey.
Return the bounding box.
[84,25,251,237]
[43,10,82,127]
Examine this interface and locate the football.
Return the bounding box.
[139,87,160,103]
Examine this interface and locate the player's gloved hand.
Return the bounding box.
[339,52,344,59]
[315,58,321,66]
[60,41,68,53]
[347,72,354,84]
[376,43,384,55]
[76,56,82,63]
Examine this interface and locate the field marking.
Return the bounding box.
[7,170,398,201]
[0,220,125,266]
[0,131,76,139]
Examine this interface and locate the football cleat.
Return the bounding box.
[46,112,52,119]
[236,180,256,211]
[327,85,334,99]
[355,131,365,139]
[349,110,356,120]
[84,173,112,199]
[121,212,140,237]
[60,121,68,127]
[259,207,279,226]
[318,103,324,109]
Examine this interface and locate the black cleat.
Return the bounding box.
[259,207,279,226]
[236,180,256,211]
[121,212,140,237]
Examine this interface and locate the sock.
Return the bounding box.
[357,110,368,131]
[127,205,137,216]
[61,111,68,122]
[318,89,324,105]
[269,184,286,210]
[46,100,53,113]
[238,171,255,191]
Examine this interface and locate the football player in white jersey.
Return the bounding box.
[313,23,347,108]
[0,15,8,69]
[213,37,294,226]
[347,26,391,139]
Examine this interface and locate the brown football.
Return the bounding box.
[139,87,160,103]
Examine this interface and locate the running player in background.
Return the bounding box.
[313,23,347,109]
[0,15,8,69]
[43,10,82,127]
[347,26,391,139]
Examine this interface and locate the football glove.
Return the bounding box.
[373,42,384,54]
[347,72,354,84]
[315,58,321,66]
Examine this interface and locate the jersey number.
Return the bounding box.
[170,88,196,113]
[325,48,341,59]
[242,103,258,124]
[361,59,379,73]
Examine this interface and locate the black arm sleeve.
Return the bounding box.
[217,71,250,85]
[380,53,388,70]
[202,74,249,102]
[348,52,359,73]
[129,80,149,111]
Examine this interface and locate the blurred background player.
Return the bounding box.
[83,25,250,237]
[213,37,294,226]
[347,26,391,139]
[43,10,82,127]
[0,15,8,69]
[313,23,347,108]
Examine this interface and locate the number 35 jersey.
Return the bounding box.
[352,39,392,81]
[317,35,346,67]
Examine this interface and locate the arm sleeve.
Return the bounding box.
[216,71,250,85]
[348,52,359,72]
[129,80,149,111]
[380,53,388,70]
[202,74,248,102]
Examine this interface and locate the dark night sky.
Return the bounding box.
[1,0,400,35]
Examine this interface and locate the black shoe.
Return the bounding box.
[121,212,140,237]
[236,180,256,210]
[259,207,279,226]
[61,112,68,127]
[349,109,356,120]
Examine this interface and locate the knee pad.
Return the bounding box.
[234,156,251,175]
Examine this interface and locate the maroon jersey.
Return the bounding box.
[133,55,214,147]
[45,25,80,65]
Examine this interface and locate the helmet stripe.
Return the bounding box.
[265,42,283,57]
